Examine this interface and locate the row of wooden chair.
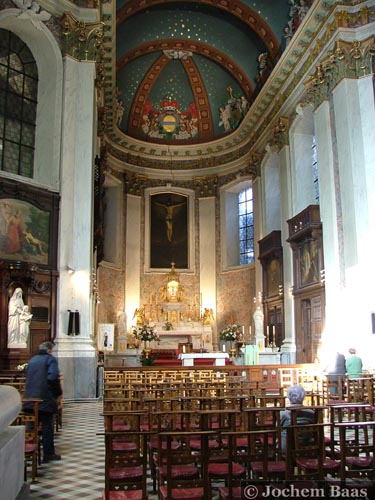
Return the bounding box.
[102,402,375,499]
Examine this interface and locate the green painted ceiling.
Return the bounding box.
[115,0,293,144]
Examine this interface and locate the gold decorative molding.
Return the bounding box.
[239,153,261,179]
[61,12,104,62]
[305,37,375,108]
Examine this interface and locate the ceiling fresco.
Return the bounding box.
[114,0,301,145]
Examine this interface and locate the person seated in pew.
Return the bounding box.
[280,384,316,455]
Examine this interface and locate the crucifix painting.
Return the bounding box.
[150,193,188,269]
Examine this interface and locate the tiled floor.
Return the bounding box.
[28,401,159,500]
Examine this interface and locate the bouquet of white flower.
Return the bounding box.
[219,323,241,342]
[132,323,160,343]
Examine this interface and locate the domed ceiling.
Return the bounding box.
[114,0,292,146]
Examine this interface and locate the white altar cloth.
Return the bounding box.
[178,352,229,366]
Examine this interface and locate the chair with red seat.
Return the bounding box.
[102,430,148,500]
[20,412,39,483]
[218,428,285,500]
[158,430,213,500]
[336,421,375,480]
[285,422,340,480]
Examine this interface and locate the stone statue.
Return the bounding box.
[8,288,32,348]
[117,310,127,336]
[253,306,264,338]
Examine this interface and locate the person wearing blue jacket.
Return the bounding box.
[24,341,62,463]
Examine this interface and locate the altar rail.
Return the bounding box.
[103,363,321,391]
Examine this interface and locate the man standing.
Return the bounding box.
[24,341,62,462]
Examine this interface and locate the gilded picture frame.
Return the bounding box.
[0,198,50,266]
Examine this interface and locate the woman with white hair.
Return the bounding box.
[280,385,316,454]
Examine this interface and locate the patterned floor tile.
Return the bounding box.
[28,401,158,500]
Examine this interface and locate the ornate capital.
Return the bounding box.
[271,116,289,149]
[305,37,375,109]
[193,175,218,197]
[61,12,104,62]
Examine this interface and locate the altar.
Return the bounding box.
[157,324,213,351]
[130,263,214,351]
[179,352,229,366]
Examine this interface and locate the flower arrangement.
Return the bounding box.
[163,321,173,331]
[132,323,160,343]
[16,363,28,371]
[219,322,242,342]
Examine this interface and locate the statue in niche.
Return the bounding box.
[8,287,33,348]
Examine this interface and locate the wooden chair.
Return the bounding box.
[336,421,375,480]
[158,430,212,500]
[218,429,285,500]
[19,411,39,483]
[285,422,340,480]
[102,430,148,500]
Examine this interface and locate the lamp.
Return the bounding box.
[66,265,75,275]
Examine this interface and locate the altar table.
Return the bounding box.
[178,352,229,366]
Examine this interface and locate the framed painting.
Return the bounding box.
[299,239,320,287]
[0,198,50,266]
[150,193,188,269]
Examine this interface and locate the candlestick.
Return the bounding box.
[266,325,270,346]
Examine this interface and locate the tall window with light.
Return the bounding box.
[312,136,320,204]
[0,29,38,178]
[239,187,254,265]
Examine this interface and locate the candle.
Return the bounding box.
[183,345,186,353]
[249,325,252,337]
[242,325,245,337]
[266,326,269,346]
[223,344,226,352]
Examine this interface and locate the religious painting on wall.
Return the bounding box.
[266,259,280,297]
[98,323,114,352]
[0,198,50,266]
[150,193,188,269]
[299,239,320,286]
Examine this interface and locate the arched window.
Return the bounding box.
[0,29,38,178]
[221,179,254,269]
[239,186,254,265]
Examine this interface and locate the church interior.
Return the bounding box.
[0,0,375,498]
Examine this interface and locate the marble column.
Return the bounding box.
[124,194,142,346]
[278,144,296,360]
[329,76,375,358]
[54,57,97,399]
[199,197,217,349]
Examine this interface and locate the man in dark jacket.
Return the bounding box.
[24,341,62,462]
